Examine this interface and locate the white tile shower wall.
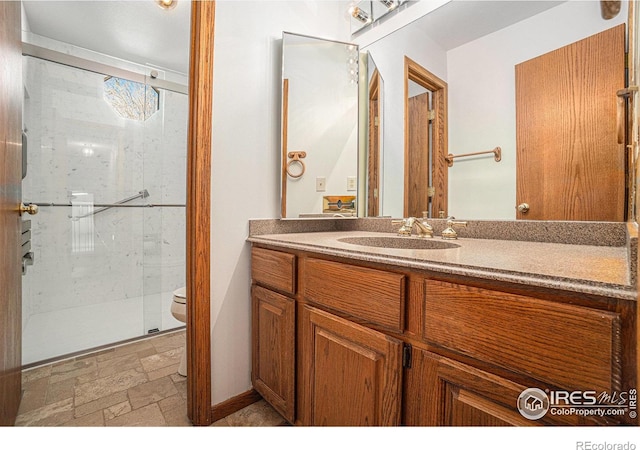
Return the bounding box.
[21,54,186,359]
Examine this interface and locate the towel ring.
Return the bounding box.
[286,151,306,178]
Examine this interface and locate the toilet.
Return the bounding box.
[171,286,187,376]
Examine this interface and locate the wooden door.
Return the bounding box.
[299,305,402,426]
[516,24,626,221]
[0,0,23,426]
[251,285,295,423]
[407,91,431,218]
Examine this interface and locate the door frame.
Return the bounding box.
[403,57,448,218]
[186,0,214,426]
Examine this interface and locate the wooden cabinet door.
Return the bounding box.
[299,305,402,426]
[251,285,295,423]
[437,358,536,427]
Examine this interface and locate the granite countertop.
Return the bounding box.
[248,230,636,301]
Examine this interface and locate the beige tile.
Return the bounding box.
[50,358,97,384]
[22,365,51,384]
[18,376,48,414]
[211,418,230,426]
[15,398,74,426]
[74,368,148,406]
[224,400,287,427]
[151,332,185,353]
[147,362,181,381]
[97,340,154,362]
[45,377,76,404]
[103,400,132,420]
[61,410,104,427]
[127,376,178,410]
[140,348,182,373]
[159,395,190,426]
[74,391,128,418]
[106,403,167,427]
[97,352,143,378]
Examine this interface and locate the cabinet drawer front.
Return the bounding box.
[302,258,405,332]
[251,247,296,295]
[424,280,621,393]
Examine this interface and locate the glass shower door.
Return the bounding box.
[21,55,186,365]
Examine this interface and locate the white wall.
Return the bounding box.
[446,0,627,219]
[211,0,350,405]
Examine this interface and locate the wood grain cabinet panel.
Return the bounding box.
[251,285,295,423]
[299,305,402,426]
[302,258,405,332]
[424,280,622,394]
[437,358,538,426]
[251,247,296,295]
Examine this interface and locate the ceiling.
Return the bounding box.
[401,0,567,51]
[22,0,191,74]
[21,0,570,74]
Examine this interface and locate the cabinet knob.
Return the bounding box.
[517,203,530,214]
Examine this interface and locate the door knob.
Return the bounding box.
[517,203,530,214]
[19,203,38,215]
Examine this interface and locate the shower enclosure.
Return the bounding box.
[21,50,187,365]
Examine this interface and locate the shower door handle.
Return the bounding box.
[19,203,39,215]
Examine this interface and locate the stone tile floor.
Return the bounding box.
[15,329,286,427]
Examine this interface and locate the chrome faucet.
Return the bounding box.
[392,217,434,238]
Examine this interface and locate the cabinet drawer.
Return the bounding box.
[251,247,296,295]
[302,258,405,332]
[424,280,621,393]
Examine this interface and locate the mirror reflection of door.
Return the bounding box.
[367,68,381,217]
[404,57,448,218]
[516,24,626,221]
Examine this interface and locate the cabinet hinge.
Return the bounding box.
[402,343,412,369]
[428,109,436,121]
[374,116,380,127]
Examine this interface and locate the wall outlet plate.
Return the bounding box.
[316,177,326,192]
[347,176,357,191]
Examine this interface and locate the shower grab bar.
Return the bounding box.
[71,189,150,218]
[31,203,186,208]
[27,190,186,219]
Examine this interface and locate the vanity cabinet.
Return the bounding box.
[250,248,296,423]
[250,245,637,427]
[298,305,402,425]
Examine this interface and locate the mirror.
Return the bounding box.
[359,0,629,220]
[281,32,359,218]
[364,52,383,216]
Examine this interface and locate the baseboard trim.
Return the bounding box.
[211,389,262,422]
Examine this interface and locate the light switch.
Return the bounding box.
[316,177,326,192]
[347,176,357,191]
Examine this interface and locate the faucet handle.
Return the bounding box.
[442,220,467,240]
[392,218,413,236]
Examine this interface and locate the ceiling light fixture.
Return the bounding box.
[156,0,177,10]
[348,6,371,24]
[379,0,398,10]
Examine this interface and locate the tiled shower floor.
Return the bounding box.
[15,330,286,426]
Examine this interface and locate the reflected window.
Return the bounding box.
[103,77,159,121]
